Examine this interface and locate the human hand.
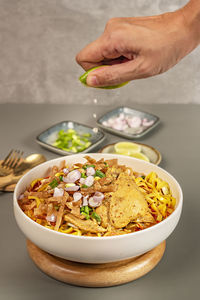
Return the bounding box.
[76,8,199,88]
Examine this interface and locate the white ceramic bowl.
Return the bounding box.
[13,153,183,264]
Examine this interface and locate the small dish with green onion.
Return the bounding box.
[36,121,105,155]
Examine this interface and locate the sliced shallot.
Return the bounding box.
[53,187,64,197]
[88,196,101,208]
[102,113,154,133]
[79,178,85,185]
[126,116,142,128]
[84,175,94,187]
[86,167,95,176]
[82,195,89,207]
[142,119,154,127]
[112,122,127,131]
[93,191,104,202]
[65,184,80,192]
[63,168,69,174]
[63,170,81,183]
[73,192,82,202]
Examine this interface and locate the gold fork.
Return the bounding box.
[0,150,24,176]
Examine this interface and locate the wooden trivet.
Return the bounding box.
[27,240,166,287]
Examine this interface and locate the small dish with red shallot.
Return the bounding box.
[97,107,160,139]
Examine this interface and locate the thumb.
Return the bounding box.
[86,58,144,87]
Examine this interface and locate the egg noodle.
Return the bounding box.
[18,157,176,237]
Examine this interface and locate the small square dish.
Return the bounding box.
[36,121,105,155]
[97,107,160,139]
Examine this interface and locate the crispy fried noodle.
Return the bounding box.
[18,156,176,237]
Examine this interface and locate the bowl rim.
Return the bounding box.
[14,153,183,241]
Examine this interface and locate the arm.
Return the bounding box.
[76,0,200,87]
[181,0,200,47]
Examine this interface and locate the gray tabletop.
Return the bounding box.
[0,103,199,300]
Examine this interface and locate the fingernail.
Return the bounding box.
[87,75,99,86]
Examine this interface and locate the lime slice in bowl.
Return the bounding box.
[130,152,150,162]
[114,142,141,155]
[115,150,132,156]
[79,66,129,89]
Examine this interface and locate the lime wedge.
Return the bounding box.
[79,66,129,89]
[130,152,150,162]
[116,150,132,156]
[114,142,141,155]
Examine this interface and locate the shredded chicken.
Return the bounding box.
[54,193,69,230]
[64,214,106,233]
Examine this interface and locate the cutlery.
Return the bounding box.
[0,150,24,176]
[0,153,46,190]
[13,153,46,176]
[0,174,22,190]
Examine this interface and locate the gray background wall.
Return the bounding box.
[0,0,199,105]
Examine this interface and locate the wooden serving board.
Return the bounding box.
[27,240,166,287]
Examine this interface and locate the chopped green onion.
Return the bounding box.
[80,205,92,220]
[84,205,90,215]
[81,212,90,220]
[59,175,63,181]
[141,175,145,179]
[80,207,85,213]
[53,129,91,153]
[104,162,108,167]
[91,212,101,223]
[82,184,89,188]
[81,172,87,178]
[49,179,58,188]
[95,170,105,178]
[83,164,95,170]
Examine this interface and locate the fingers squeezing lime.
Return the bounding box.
[79,66,129,89]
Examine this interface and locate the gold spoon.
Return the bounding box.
[0,153,46,190]
[13,153,46,175]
